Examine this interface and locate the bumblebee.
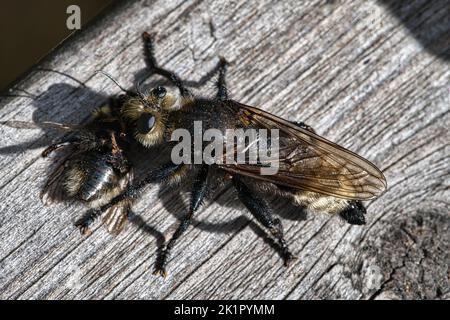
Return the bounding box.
[5,95,135,235]
[84,32,387,277]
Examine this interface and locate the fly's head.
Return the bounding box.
[121,86,176,147]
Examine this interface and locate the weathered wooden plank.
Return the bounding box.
[0,0,448,299]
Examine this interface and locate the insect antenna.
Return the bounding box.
[95,70,130,94]
[36,68,87,87]
[0,87,37,100]
[134,79,160,110]
[1,68,87,101]
[135,80,147,100]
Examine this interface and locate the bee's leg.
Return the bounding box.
[233,177,296,267]
[43,133,105,158]
[290,121,315,133]
[153,165,210,278]
[75,210,103,236]
[41,141,72,157]
[75,162,183,234]
[142,32,191,98]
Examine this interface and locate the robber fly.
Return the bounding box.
[75,32,387,277]
[3,93,135,235]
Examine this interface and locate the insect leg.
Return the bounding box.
[153,165,210,278]
[233,177,296,267]
[41,141,72,157]
[215,57,229,100]
[42,130,106,158]
[75,162,184,233]
[290,121,315,133]
[142,32,191,98]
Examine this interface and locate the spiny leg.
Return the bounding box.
[43,126,115,159]
[75,162,183,233]
[142,32,230,100]
[41,141,72,157]
[290,120,315,133]
[215,57,229,100]
[233,177,296,267]
[75,210,103,235]
[142,32,191,98]
[154,165,210,277]
[41,131,94,158]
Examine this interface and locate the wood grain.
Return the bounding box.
[0,0,448,299]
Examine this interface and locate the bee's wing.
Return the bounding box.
[102,203,130,235]
[102,169,134,235]
[1,120,83,131]
[219,101,387,200]
[40,153,73,205]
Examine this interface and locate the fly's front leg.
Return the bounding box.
[153,165,210,278]
[233,177,296,267]
[183,57,229,94]
[142,32,230,101]
[75,210,102,236]
[142,32,191,98]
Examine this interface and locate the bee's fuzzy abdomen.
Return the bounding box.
[63,152,117,202]
[79,153,117,202]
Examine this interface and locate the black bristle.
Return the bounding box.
[340,200,367,225]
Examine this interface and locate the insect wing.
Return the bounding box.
[102,203,130,235]
[102,169,134,235]
[1,120,83,131]
[220,101,387,200]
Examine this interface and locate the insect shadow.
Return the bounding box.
[2,66,308,269]
[155,180,308,263]
[379,0,450,61]
[0,80,108,155]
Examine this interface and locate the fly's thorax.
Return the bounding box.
[168,99,238,134]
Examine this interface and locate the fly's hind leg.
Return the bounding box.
[340,200,366,225]
[233,177,296,267]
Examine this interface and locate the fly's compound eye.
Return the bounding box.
[136,113,156,134]
[152,86,166,99]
